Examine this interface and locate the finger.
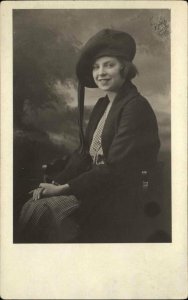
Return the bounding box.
[28,190,34,194]
[32,189,36,201]
[41,188,46,197]
[33,189,38,201]
[33,189,39,201]
[38,188,44,200]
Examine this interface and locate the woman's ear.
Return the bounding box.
[122,62,138,81]
[120,63,129,79]
[123,65,129,78]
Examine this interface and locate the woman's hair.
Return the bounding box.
[118,57,138,81]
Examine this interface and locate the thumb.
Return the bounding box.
[39,183,47,188]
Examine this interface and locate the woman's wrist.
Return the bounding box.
[59,183,71,195]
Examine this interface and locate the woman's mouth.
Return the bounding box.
[98,79,111,84]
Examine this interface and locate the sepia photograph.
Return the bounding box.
[13,8,171,244]
[1,1,187,299]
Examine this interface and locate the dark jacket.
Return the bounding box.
[55,81,162,242]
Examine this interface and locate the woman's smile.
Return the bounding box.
[98,78,111,84]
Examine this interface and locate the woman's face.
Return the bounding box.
[92,56,125,92]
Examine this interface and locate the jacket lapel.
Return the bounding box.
[85,96,109,149]
[101,81,139,156]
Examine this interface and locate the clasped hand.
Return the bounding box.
[29,182,69,201]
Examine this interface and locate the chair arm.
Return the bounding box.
[141,161,164,193]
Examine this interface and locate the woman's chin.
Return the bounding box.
[99,87,111,91]
[96,84,112,91]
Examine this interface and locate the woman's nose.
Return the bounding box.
[98,66,106,76]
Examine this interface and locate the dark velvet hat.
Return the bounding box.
[76,29,136,88]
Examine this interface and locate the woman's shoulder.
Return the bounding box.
[120,87,158,124]
[118,82,151,110]
[124,89,155,115]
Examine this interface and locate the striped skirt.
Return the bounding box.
[19,195,80,243]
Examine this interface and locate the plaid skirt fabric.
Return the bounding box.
[19,195,80,243]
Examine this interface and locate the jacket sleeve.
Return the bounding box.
[54,97,106,185]
[53,150,92,185]
[68,97,160,200]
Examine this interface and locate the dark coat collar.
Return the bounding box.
[103,80,139,125]
[111,80,139,105]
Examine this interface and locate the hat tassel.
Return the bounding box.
[78,82,85,154]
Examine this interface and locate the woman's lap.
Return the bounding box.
[19,195,80,243]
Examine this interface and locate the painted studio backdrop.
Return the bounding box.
[13,9,171,241]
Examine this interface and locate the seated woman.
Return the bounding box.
[19,29,163,243]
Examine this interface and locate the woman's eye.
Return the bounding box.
[92,62,115,70]
[107,63,114,68]
[93,65,99,70]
